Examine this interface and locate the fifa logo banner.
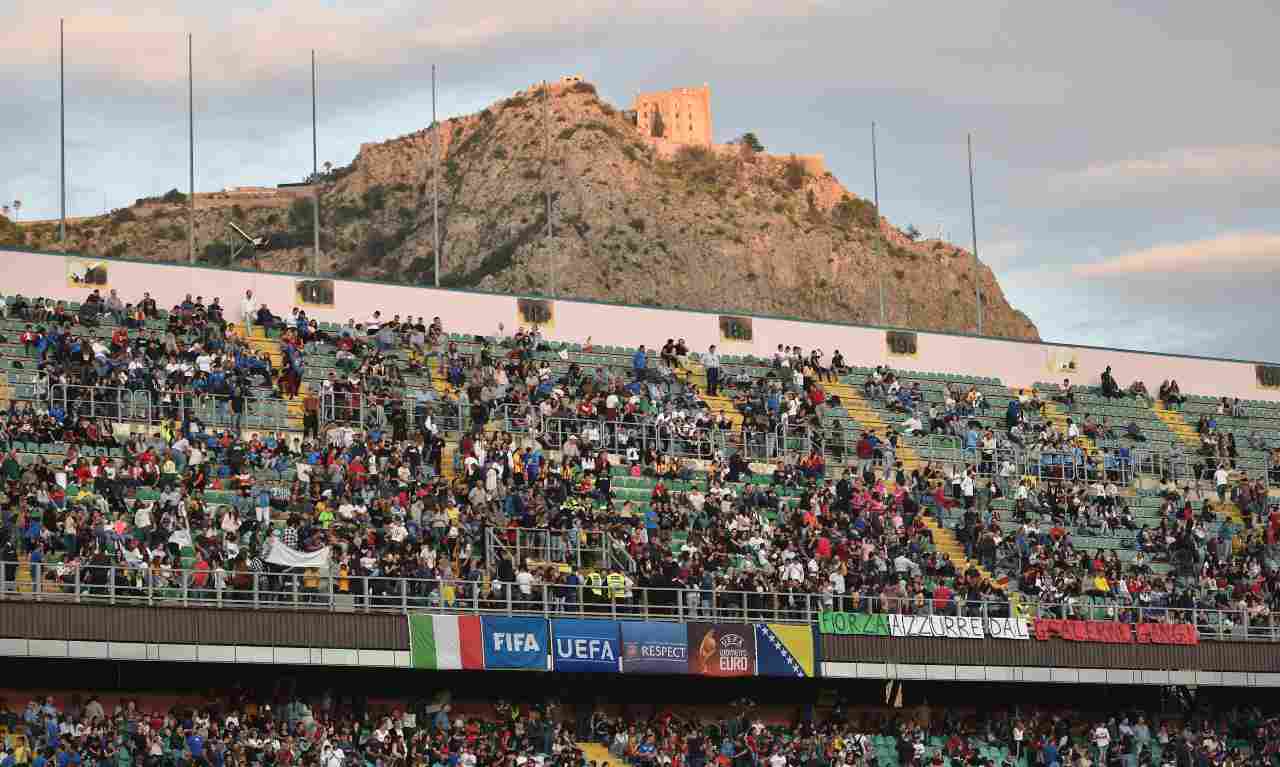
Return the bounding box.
[481,616,549,670]
[688,623,756,677]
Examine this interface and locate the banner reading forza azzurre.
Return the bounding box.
[620,621,688,675]
[551,619,621,673]
[481,616,549,670]
[819,612,1029,640]
[688,623,756,677]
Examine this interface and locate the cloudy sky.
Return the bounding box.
[3,1,1277,362]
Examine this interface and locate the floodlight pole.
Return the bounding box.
[871,121,879,216]
[311,49,320,276]
[59,19,66,248]
[968,133,983,336]
[188,33,195,264]
[432,64,440,288]
[544,80,553,298]
[879,277,885,326]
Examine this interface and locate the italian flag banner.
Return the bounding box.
[409,615,484,670]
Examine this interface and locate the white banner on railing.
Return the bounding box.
[266,542,332,571]
[984,617,1031,640]
[885,615,1030,640]
[887,614,985,639]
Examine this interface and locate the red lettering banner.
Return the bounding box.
[1031,619,1197,646]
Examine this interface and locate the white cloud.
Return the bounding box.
[1066,145,1280,183]
[1040,146,1280,208]
[1073,231,1280,277]
[0,1,834,85]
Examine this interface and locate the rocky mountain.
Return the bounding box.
[13,81,1038,340]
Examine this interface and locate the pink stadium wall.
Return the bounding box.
[4,249,1275,401]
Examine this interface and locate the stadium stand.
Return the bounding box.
[1,685,1280,767]
[0,281,1278,642]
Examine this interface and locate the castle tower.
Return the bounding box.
[632,85,712,148]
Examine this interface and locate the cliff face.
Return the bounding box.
[26,81,1038,341]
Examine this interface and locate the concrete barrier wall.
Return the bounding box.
[3,248,1274,401]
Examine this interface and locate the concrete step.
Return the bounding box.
[919,515,1001,589]
[577,743,613,766]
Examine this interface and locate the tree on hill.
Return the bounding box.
[905,224,921,241]
[739,132,764,153]
[0,212,22,247]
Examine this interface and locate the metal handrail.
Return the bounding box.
[318,390,467,435]
[0,560,1273,641]
[485,527,616,573]
[45,383,300,433]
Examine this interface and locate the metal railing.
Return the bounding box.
[484,527,618,573]
[319,391,468,435]
[497,406,733,461]
[45,384,300,434]
[1,560,1275,641]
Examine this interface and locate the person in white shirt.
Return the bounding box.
[1093,723,1111,764]
[960,472,976,509]
[1213,465,1230,502]
[240,290,255,330]
[515,567,534,599]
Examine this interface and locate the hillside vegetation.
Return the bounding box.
[13,81,1037,340]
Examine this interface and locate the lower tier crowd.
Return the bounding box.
[0,690,1276,767]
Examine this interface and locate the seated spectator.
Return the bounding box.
[1053,378,1075,409]
[830,349,847,376]
[1159,379,1185,408]
[1100,365,1122,399]
[255,304,284,331]
[1123,421,1146,442]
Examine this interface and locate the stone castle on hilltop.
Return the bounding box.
[633,85,714,149]
[354,77,826,184]
[628,82,824,175]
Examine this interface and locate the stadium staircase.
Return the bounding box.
[1151,402,1247,524]
[1036,398,1100,458]
[14,554,33,594]
[1151,401,1202,452]
[246,325,309,431]
[828,384,998,585]
[676,359,743,431]
[576,742,612,765]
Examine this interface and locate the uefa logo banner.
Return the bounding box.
[687,622,756,677]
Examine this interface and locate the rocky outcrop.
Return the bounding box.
[27,81,1038,340]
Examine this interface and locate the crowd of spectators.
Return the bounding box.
[2,690,1279,767]
[0,289,1278,635]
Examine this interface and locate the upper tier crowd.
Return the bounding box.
[0,289,1278,633]
[1,689,1278,767]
